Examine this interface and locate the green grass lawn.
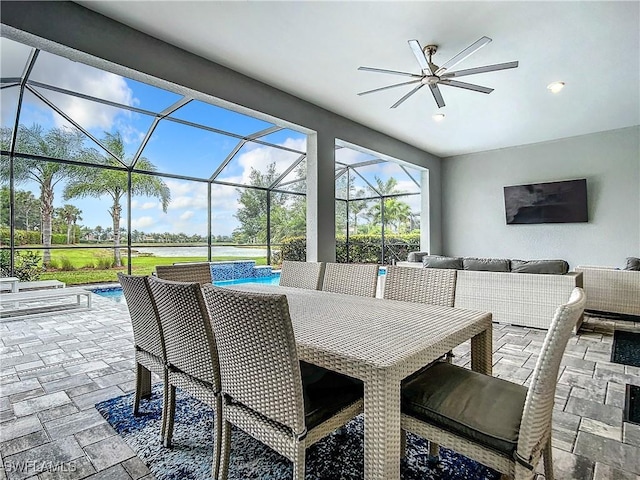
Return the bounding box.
[36,248,267,285]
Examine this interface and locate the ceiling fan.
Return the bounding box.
[358,36,518,109]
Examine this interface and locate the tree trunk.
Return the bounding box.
[41,184,54,265]
[112,203,122,267]
[66,222,73,245]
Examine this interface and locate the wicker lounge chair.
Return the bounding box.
[203,285,364,480]
[322,262,379,297]
[401,287,585,480]
[279,260,325,290]
[155,263,212,284]
[147,277,222,477]
[383,265,457,306]
[117,273,167,422]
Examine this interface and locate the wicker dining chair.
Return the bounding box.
[117,273,168,421]
[203,285,364,480]
[147,277,223,477]
[383,265,457,306]
[401,287,585,480]
[279,260,325,290]
[321,262,379,297]
[155,263,212,284]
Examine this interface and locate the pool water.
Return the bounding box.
[91,273,281,303]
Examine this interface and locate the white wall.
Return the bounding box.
[442,127,639,269]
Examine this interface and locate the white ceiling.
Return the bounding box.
[78,1,639,158]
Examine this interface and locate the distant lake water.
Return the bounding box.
[133,246,268,258]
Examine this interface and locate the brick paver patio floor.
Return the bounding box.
[1,294,639,479]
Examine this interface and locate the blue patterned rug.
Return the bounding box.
[95,386,500,480]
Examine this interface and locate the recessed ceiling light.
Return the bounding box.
[547,81,565,93]
[432,113,445,121]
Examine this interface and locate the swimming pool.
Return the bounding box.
[91,273,281,304]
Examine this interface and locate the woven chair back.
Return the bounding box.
[155,263,212,285]
[322,262,379,297]
[117,273,165,359]
[517,287,585,463]
[203,285,306,436]
[279,260,325,290]
[147,277,220,389]
[383,266,457,306]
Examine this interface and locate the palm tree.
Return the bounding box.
[56,204,83,244]
[1,125,85,264]
[63,131,170,267]
[366,176,412,232]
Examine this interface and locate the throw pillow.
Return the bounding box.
[463,257,510,272]
[407,251,430,263]
[422,255,463,270]
[625,257,640,271]
[510,259,569,275]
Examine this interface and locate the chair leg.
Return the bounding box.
[217,419,232,480]
[211,396,223,480]
[133,363,151,415]
[133,364,142,416]
[160,371,169,443]
[429,441,439,457]
[543,435,554,480]
[292,445,305,480]
[163,385,176,448]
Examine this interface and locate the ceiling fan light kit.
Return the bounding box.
[358,36,519,109]
[547,81,565,93]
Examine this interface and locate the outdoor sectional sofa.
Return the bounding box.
[575,264,640,317]
[396,254,583,331]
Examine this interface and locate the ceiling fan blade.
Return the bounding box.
[408,39,432,74]
[439,79,494,94]
[357,79,422,96]
[390,84,425,108]
[358,66,422,78]
[435,36,492,75]
[429,84,445,108]
[441,61,519,78]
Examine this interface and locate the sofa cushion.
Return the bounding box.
[625,257,640,271]
[422,255,463,270]
[407,251,430,263]
[463,257,510,272]
[511,259,568,275]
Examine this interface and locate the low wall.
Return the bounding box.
[209,260,273,281]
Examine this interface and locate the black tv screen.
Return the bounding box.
[504,179,588,224]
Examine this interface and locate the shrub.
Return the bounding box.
[0,228,41,246]
[276,236,307,264]
[279,233,420,264]
[96,256,115,269]
[51,234,67,245]
[58,256,75,271]
[0,250,42,281]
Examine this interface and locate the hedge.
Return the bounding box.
[275,233,420,265]
[0,229,69,246]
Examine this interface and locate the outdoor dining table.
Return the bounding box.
[225,283,493,480]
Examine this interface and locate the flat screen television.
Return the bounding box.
[504,178,588,224]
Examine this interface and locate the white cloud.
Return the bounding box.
[25,49,137,133]
[164,180,209,210]
[131,216,157,229]
[131,200,159,210]
[180,211,195,221]
[236,137,306,185]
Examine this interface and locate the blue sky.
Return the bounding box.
[1,37,421,237]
